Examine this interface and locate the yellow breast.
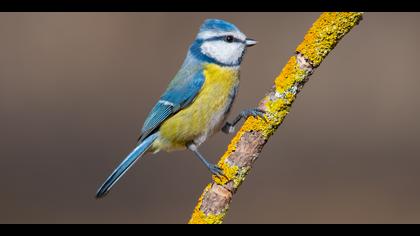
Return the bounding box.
[154,63,239,151]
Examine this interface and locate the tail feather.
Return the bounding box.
[96,132,158,198]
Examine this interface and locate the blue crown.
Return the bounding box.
[199,19,239,32]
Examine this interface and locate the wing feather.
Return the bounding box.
[138,68,205,142]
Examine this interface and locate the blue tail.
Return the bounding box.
[96,133,158,198]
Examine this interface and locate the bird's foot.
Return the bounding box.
[207,164,226,178]
[241,108,267,121]
[222,108,266,134]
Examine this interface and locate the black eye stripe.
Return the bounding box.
[204,36,244,43]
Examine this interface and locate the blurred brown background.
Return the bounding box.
[0,12,420,224]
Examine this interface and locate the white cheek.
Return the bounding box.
[201,41,244,65]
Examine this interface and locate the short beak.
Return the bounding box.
[245,38,257,47]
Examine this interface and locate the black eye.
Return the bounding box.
[224,35,234,43]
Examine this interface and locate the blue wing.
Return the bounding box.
[138,66,205,142]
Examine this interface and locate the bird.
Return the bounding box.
[96,18,265,198]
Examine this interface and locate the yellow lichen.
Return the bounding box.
[189,184,226,224]
[189,209,225,224]
[274,56,308,95]
[296,12,363,66]
[240,116,268,134]
[225,130,244,154]
[214,158,239,185]
[233,166,250,188]
[266,98,290,122]
[212,133,242,185]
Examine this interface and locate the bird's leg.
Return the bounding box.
[222,108,266,134]
[187,143,225,177]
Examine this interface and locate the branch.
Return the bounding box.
[188,12,364,224]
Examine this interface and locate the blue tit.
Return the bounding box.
[96,19,263,198]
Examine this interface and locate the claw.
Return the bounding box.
[222,108,267,136]
[243,108,267,122]
[208,164,226,178]
[222,123,235,134]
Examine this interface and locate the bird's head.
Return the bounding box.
[189,19,257,67]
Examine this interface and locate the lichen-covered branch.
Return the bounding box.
[188,12,364,224]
